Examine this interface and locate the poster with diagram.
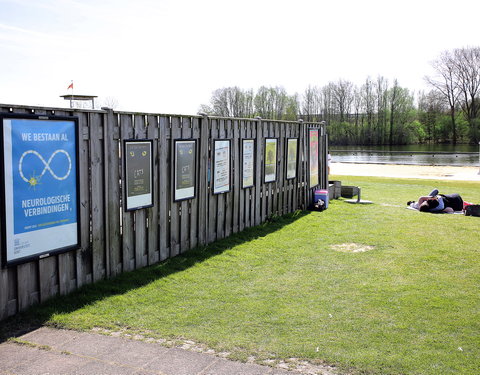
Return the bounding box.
[124,140,153,211]
[286,138,298,179]
[242,139,255,188]
[264,138,277,183]
[1,114,79,266]
[174,139,196,201]
[309,129,319,187]
[213,140,231,194]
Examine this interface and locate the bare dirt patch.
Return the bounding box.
[331,243,375,253]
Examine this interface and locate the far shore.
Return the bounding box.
[330,162,480,181]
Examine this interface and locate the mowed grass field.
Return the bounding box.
[3,176,479,375]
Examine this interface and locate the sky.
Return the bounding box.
[1,0,479,115]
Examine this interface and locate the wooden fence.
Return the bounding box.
[0,104,328,321]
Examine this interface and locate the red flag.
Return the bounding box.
[67,81,73,90]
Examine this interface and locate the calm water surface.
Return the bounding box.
[330,145,480,167]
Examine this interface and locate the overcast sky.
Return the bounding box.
[1,0,479,115]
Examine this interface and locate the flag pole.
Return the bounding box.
[69,80,73,108]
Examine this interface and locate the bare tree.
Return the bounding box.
[352,86,363,142]
[203,87,254,117]
[254,86,294,120]
[331,79,354,123]
[418,90,446,142]
[389,79,399,145]
[302,86,322,122]
[376,76,389,144]
[452,47,480,142]
[321,84,334,125]
[388,80,415,144]
[425,50,461,143]
[99,96,120,109]
[361,77,376,143]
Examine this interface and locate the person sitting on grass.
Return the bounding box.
[408,189,465,213]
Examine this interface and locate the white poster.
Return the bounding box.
[242,139,254,188]
[264,138,277,183]
[286,138,298,179]
[213,140,230,194]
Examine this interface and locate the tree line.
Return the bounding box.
[199,47,480,145]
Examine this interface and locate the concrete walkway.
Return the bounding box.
[0,327,333,375]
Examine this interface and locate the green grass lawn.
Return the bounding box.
[3,176,480,375]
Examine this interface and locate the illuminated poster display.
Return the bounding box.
[286,138,298,179]
[124,140,153,211]
[213,140,230,194]
[309,129,319,187]
[1,114,80,266]
[242,139,254,188]
[264,138,277,183]
[174,139,196,201]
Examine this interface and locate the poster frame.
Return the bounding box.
[123,139,154,211]
[0,113,80,267]
[241,138,255,189]
[173,139,197,202]
[212,139,231,194]
[264,138,277,183]
[286,138,298,180]
[308,128,320,188]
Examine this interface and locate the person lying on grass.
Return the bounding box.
[408,189,470,213]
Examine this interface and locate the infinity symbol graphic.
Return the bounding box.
[18,150,72,183]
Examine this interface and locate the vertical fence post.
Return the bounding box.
[103,107,121,277]
[254,117,262,226]
[198,113,210,246]
[297,119,306,210]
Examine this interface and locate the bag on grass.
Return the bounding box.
[464,205,480,217]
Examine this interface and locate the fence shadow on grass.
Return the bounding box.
[0,210,310,342]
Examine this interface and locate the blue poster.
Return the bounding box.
[2,117,79,264]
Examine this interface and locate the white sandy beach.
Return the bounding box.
[331,163,480,182]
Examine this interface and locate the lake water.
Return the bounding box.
[330,144,480,167]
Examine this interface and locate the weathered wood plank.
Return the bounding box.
[238,121,246,232]
[105,109,122,276]
[120,114,135,271]
[254,118,262,226]
[17,262,39,311]
[133,114,148,268]
[147,115,160,264]
[190,117,200,249]
[77,111,92,286]
[274,122,282,216]
[247,121,255,228]
[0,269,9,320]
[223,119,233,238]
[0,154,7,317]
[158,116,170,261]
[170,117,181,257]
[197,115,209,246]
[231,120,240,234]
[262,121,269,222]
[208,119,218,243]
[90,112,106,281]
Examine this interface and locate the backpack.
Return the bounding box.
[464,205,480,217]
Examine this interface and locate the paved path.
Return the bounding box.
[0,327,331,375]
